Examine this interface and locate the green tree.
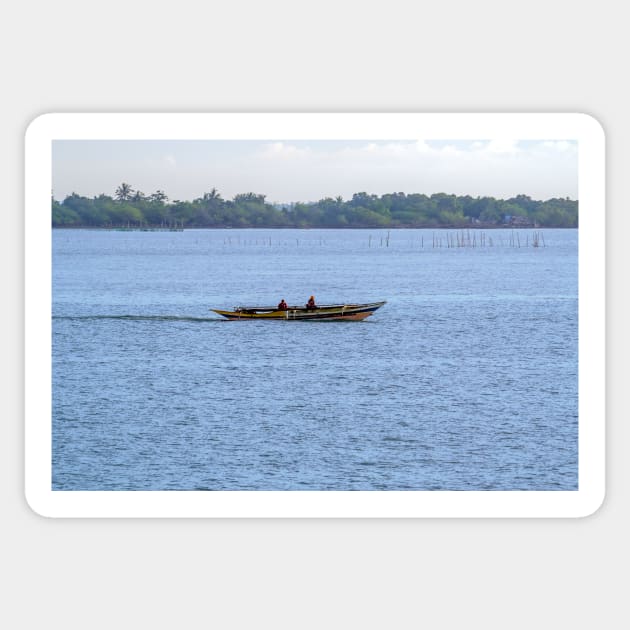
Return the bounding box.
[115,182,133,201]
[51,188,578,229]
[149,190,168,204]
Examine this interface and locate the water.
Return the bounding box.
[52,228,578,490]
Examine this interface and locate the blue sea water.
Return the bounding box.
[52,228,578,490]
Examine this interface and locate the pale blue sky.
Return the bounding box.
[53,139,578,203]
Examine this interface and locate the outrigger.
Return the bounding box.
[211,301,386,321]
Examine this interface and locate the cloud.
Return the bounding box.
[242,139,577,200]
[484,139,521,154]
[415,140,432,153]
[439,144,463,156]
[260,142,312,159]
[52,139,578,203]
[540,140,576,152]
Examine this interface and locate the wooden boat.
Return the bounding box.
[211,301,386,321]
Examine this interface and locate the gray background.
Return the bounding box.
[2,1,626,628]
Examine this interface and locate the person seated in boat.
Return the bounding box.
[306,295,316,309]
[277,299,288,310]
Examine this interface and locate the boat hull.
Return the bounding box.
[211,301,386,321]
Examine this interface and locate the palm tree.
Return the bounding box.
[115,182,133,201]
[203,187,221,201]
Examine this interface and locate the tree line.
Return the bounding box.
[52,184,578,229]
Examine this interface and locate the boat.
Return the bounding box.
[211,301,386,321]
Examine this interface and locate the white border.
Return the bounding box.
[25,113,605,517]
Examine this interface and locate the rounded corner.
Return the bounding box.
[574,487,606,519]
[574,112,606,141]
[24,112,58,142]
[24,488,54,519]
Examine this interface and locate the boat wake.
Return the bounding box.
[53,315,225,323]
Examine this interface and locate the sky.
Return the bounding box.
[52,139,578,203]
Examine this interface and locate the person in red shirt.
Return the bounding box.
[277,299,288,310]
[306,295,316,309]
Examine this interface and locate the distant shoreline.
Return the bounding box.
[52,189,579,229]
